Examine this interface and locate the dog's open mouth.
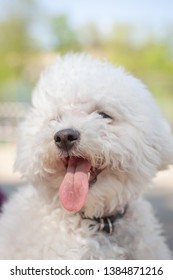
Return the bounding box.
[59,157,102,212]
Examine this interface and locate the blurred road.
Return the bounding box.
[0,143,173,253]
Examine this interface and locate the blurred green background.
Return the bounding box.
[0,0,173,144]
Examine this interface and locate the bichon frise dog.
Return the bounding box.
[0,54,173,259]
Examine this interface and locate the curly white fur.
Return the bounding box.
[0,53,173,259]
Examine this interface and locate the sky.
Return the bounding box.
[0,0,173,48]
[39,0,173,47]
[1,0,173,29]
[36,0,173,31]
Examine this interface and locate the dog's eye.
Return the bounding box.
[98,112,112,119]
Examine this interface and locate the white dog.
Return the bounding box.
[0,54,173,259]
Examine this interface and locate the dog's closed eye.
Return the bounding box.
[98,111,112,120]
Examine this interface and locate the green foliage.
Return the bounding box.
[0,2,172,120]
[51,15,81,53]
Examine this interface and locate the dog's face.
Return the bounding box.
[15,54,173,216]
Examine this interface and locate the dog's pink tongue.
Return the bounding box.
[59,157,91,212]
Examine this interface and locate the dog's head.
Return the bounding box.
[15,54,173,216]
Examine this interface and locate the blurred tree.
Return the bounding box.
[109,24,135,47]
[0,0,39,101]
[51,15,81,53]
[80,23,102,49]
[0,19,32,54]
[0,0,39,54]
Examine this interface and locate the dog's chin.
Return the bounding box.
[60,156,105,187]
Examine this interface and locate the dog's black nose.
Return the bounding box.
[54,129,80,150]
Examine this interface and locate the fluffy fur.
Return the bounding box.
[0,53,173,259]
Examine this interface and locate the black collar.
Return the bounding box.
[82,205,128,234]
